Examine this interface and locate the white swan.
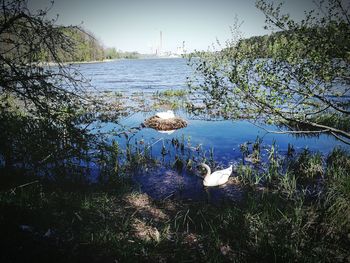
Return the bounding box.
[158,130,175,134]
[156,110,175,119]
[200,163,233,187]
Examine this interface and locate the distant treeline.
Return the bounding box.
[37,27,140,62]
[103,48,139,60]
[184,23,349,60]
[224,23,349,59]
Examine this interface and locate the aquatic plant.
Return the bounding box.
[251,136,262,164]
[326,147,350,179]
[237,164,262,186]
[278,172,297,198]
[239,142,249,164]
[157,89,187,97]
[324,148,350,234]
[266,141,279,182]
[288,149,324,180]
[287,143,295,158]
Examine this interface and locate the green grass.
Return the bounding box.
[1,175,349,262]
[1,139,350,262]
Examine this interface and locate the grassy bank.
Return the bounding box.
[1,147,350,262]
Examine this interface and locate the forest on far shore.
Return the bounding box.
[5,26,140,62]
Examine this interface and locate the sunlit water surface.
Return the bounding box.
[75,58,348,202]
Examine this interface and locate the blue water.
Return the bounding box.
[77,58,348,202]
[75,58,190,94]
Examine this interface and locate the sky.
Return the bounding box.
[28,0,318,53]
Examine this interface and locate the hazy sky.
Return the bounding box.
[28,0,317,53]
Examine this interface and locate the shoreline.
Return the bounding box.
[36,59,116,67]
[36,56,185,67]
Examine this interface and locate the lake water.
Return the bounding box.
[80,58,190,95]
[76,58,348,202]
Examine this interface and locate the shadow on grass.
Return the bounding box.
[1,146,350,263]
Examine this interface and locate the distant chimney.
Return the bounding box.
[159,31,162,54]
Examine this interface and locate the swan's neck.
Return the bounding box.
[200,163,211,177]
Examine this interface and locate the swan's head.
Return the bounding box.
[166,110,175,118]
[197,163,211,176]
[196,164,203,174]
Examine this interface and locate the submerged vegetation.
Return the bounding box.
[1,0,350,262]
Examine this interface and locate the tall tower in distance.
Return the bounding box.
[159,31,162,55]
